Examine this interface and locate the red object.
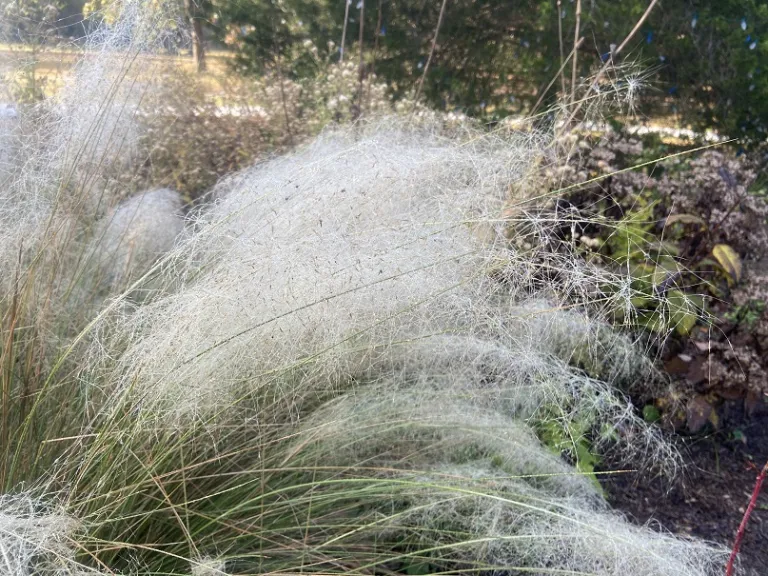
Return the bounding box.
[725,460,768,576]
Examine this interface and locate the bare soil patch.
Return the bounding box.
[603,406,768,576]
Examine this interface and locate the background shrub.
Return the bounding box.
[211,0,768,141]
[134,60,415,200]
[542,130,768,428]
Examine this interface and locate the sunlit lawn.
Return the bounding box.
[0,43,235,98]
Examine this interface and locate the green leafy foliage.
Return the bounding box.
[7,0,768,139]
[544,131,768,431]
[205,0,768,139]
[0,0,63,43]
[725,299,766,328]
[642,404,661,424]
[9,0,768,139]
[535,407,604,493]
[211,0,339,78]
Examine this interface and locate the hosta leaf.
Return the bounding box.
[712,244,742,283]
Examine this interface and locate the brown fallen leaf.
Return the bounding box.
[686,395,714,433]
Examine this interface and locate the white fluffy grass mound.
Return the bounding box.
[92,188,184,288]
[0,496,79,576]
[0,106,16,176]
[104,126,532,413]
[77,124,725,575]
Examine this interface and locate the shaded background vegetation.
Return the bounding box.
[3,0,768,140]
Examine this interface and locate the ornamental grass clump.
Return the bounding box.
[0,1,729,575]
[56,122,720,576]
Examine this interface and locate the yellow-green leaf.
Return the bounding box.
[708,408,720,429]
[664,214,707,227]
[675,310,697,336]
[630,295,652,307]
[667,289,699,336]
[712,244,742,284]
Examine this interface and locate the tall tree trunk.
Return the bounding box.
[355,0,365,118]
[570,0,581,103]
[184,0,206,72]
[413,0,448,107]
[366,0,382,110]
[340,0,351,62]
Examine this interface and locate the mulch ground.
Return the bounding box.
[601,407,768,576]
